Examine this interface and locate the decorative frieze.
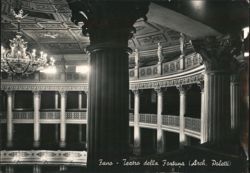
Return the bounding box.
[1,83,88,91]
[130,73,204,90]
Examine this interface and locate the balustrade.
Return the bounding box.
[185,117,201,132]
[0,150,87,166]
[139,65,159,78]
[129,113,134,122]
[13,111,33,119]
[40,111,60,120]
[162,115,180,127]
[65,112,86,120]
[139,114,157,124]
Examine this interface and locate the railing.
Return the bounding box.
[129,113,134,121]
[40,111,60,119]
[139,64,159,78]
[185,117,201,132]
[0,150,87,166]
[13,111,33,119]
[139,114,157,124]
[66,112,86,120]
[1,53,203,83]
[162,115,179,127]
[185,53,202,70]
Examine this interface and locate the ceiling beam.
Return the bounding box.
[147,3,221,39]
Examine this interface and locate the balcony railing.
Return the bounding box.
[129,113,134,122]
[162,115,180,127]
[139,64,159,78]
[0,150,87,166]
[40,111,60,120]
[66,112,86,120]
[1,53,203,83]
[13,111,33,119]
[185,117,201,132]
[139,114,157,124]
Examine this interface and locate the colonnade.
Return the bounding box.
[131,84,203,154]
[3,91,87,148]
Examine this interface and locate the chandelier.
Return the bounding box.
[1,9,55,76]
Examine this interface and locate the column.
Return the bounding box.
[134,49,139,78]
[157,43,163,75]
[6,91,13,147]
[230,74,240,134]
[59,165,67,171]
[133,89,141,155]
[55,93,59,143]
[79,124,83,143]
[85,90,88,149]
[59,91,66,147]
[155,88,165,154]
[199,81,207,143]
[67,1,149,170]
[33,91,41,148]
[78,91,82,109]
[177,85,188,147]
[5,166,14,173]
[33,165,41,173]
[55,92,59,109]
[192,35,241,146]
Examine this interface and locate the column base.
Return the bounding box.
[133,146,141,156]
[157,147,165,154]
[33,141,40,148]
[6,141,13,148]
[59,141,66,148]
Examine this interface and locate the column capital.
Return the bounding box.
[197,81,204,92]
[59,90,67,96]
[32,90,41,95]
[192,34,242,73]
[132,89,140,95]
[67,1,150,44]
[5,90,13,95]
[176,85,190,94]
[154,87,165,94]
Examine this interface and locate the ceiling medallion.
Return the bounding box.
[1,9,55,76]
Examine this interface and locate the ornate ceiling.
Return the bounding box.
[1,0,183,63]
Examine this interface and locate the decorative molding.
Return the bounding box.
[0,150,87,166]
[1,83,88,91]
[130,72,204,90]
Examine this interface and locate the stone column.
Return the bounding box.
[79,124,83,143]
[55,92,59,109]
[67,1,149,170]
[85,90,88,149]
[78,91,82,109]
[59,91,66,147]
[230,74,240,133]
[55,92,59,143]
[59,165,67,172]
[177,85,188,147]
[133,89,141,155]
[157,43,163,75]
[33,165,41,173]
[192,35,242,146]
[33,91,41,148]
[5,166,14,173]
[199,81,207,143]
[155,88,165,154]
[6,91,13,147]
[134,49,139,78]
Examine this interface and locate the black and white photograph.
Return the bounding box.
[0,0,249,172]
